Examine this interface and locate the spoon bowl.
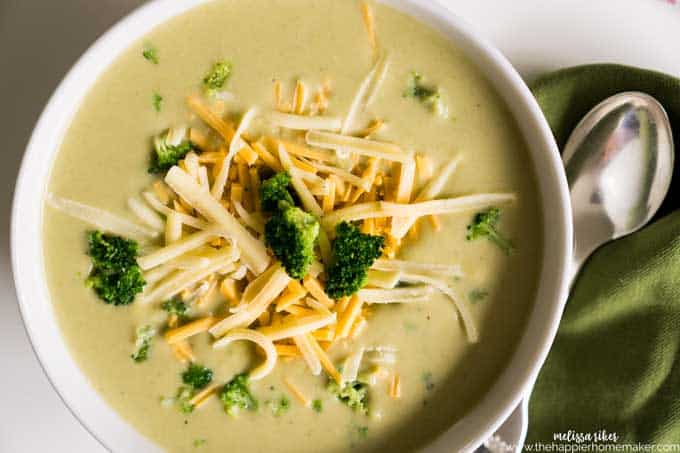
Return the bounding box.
[564,92,674,275]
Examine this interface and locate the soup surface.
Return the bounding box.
[43,0,542,452]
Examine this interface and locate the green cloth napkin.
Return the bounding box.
[527,64,680,445]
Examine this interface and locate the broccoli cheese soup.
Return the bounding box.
[43,1,542,451]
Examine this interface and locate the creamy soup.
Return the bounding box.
[43,1,542,452]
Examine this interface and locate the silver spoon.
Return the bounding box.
[565,91,674,283]
[481,91,674,453]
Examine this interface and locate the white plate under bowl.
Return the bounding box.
[10,0,572,451]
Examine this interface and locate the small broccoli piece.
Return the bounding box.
[176,386,196,413]
[161,386,196,413]
[182,363,214,390]
[142,45,159,64]
[312,399,323,413]
[265,203,320,279]
[269,396,291,417]
[422,372,435,391]
[324,222,384,298]
[152,92,163,112]
[193,439,207,447]
[131,325,155,362]
[148,128,193,174]
[404,71,448,118]
[404,72,436,99]
[466,207,514,255]
[203,61,232,94]
[86,231,145,305]
[260,172,295,212]
[328,380,369,414]
[161,298,189,322]
[219,373,257,416]
[468,288,489,303]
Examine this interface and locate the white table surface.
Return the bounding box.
[2,1,679,452]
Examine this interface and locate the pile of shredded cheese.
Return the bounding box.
[48,2,516,408]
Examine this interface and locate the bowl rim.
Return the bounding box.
[10,0,572,451]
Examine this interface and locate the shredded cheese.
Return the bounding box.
[341,347,365,383]
[269,111,342,131]
[306,130,410,163]
[335,295,363,340]
[321,193,517,230]
[372,258,463,278]
[141,249,237,304]
[189,383,220,407]
[302,276,335,308]
[268,138,336,162]
[212,328,277,380]
[138,227,223,270]
[257,313,336,341]
[142,191,209,230]
[358,286,435,304]
[390,157,417,237]
[251,141,283,172]
[274,344,300,357]
[389,374,401,399]
[212,107,258,200]
[165,316,217,344]
[400,272,478,343]
[209,263,291,337]
[187,95,235,142]
[284,377,310,407]
[349,316,367,340]
[47,193,158,242]
[165,166,271,274]
[233,201,265,234]
[304,160,372,191]
[361,2,377,50]
[293,334,322,375]
[365,269,400,289]
[127,197,165,231]
[308,334,341,384]
[278,145,323,217]
[275,280,307,312]
[171,341,195,362]
[292,80,307,114]
[189,128,210,150]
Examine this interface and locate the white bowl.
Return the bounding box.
[11,0,572,451]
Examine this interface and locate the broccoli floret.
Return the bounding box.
[468,288,489,303]
[260,172,295,212]
[312,399,323,413]
[182,363,214,390]
[131,325,155,362]
[203,61,232,94]
[265,203,319,279]
[161,386,196,413]
[268,396,291,417]
[142,44,159,64]
[324,222,384,298]
[152,92,163,112]
[176,386,196,413]
[328,380,369,414]
[466,207,514,255]
[148,128,193,174]
[86,231,145,305]
[219,373,257,416]
[161,298,189,322]
[404,71,448,118]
